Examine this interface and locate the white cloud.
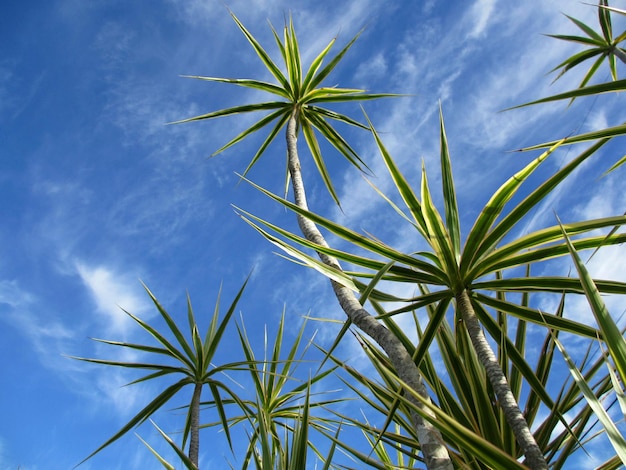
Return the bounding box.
[466,0,497,39]
[0,279,34,309]
[355,53,387,84]
[0,279,74,345]
[95,368,146,416]
[586,110,609,133]
[75,262,150,334]
[574,176,626,222]
[0,279,82,388]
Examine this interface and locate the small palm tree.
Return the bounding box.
[176,12,452,469]
[137,314,346,470]
[201,313,344,468]
[71,280,249,468]
[548,0,626,89]
[509,1,626,168]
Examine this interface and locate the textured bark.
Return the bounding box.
[456,290,548,470]
[189,382,202,468]
[286,110,453,470]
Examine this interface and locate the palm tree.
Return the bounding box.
[508,0,626,170]
[71,280,249,468]
[238,108,626,468]
[319,286,624,468]
[175,12,452,469]
[200,313,344,468]
[137,313,346,470]
[547,0,626,90]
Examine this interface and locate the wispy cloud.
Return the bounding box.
[465,0,497,39]
[0,279,75,364]
[74,261,150,334]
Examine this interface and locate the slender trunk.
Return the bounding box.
[456,289,547,470]
[189,382,202,468]
[612,47,626,65]
[286,110,453,470]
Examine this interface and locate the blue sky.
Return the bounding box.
[1,0,625,469]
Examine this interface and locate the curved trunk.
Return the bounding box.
[286,111,453,470]
[456,289,547,470]
[189,382,202,468]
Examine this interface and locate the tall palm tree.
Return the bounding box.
[72,280,249,468]
[320,286,623,469]
[238,108,626,468]
[175,12,452,469]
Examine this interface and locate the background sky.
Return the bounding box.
[1,1,625,469]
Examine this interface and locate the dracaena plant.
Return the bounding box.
[199,313,345,469]
[236,107,626,468]
[548,0,626,89]
[320,286,623,469]
[557,227,626,466]
[176,12,452,469]
[509,1,625,159]
[136,314,345,470]
[71,279,250,468]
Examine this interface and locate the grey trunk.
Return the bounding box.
[613,47,626,65]
[456,289,548,470]
[286,111,453,470]
[189,382,202,468]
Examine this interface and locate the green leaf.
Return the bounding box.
[301,118,341,206]
[546,34,605,47]
[574,53,608,96]
[307,92,401,104]
[210,107,289,158]
[241,112,291,179]
[559,220,626,382]
[598,0,613,42]
[150,420,198,470]
[567,13,605,41]
[284,17,302,98]
[439,106,461,260]
[202,278,249,369]
[170,101,288,125]
[550,333,626,465]
[467,139,608,280]
[180,75,290,99]
[304,109,370,172]
[122,307,194,370]
[474,293,600,338]
[603,154,626,175]
[473,276,626,296]
[420,162,458,284]
[301,36,336,94]
[307,29,363,91]
[142,284,196,364]
[136,433,176,470]
[549,48,605,83]
[396,375,528,469]
[509,80,626,111]
[363,112,428,237]
[473,222,626,276]
[77,380,189,467]
[238,211,358,291]
[228,11,291,95]
[235,178,446,280]
[461,139,564,276]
